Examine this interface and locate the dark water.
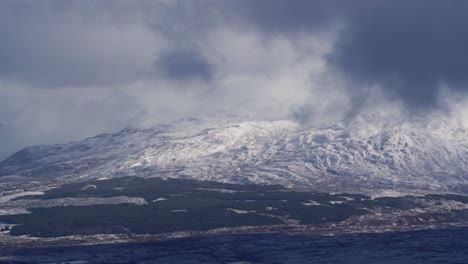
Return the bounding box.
[5,228,468,263]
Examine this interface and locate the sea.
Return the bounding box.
[3,227,468,263]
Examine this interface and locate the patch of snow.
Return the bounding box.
[301,201,321,206]
[171,209,188,213]
[0,191,44,203]
[152,198,168,202]
[226,208,255,214]
[370,190,420,199]
[338,196,355,201]
[97,177,109,181]
[0,208,30,215]
[81,184,97,190]
[330,201,345,205]
[0,196,147,214]
[196,188,239,193]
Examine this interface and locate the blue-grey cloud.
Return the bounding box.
[230,0,345,33]
[234,0,468,109]
[155,49,213,82]
[0,1,162,88]
[331,0,468,109]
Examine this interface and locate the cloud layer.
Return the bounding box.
[1,0,468,159]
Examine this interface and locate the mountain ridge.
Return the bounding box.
[1,112,467,195]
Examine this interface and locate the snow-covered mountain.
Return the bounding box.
[1,112,467,194]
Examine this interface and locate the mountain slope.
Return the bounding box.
[1,113,467,194]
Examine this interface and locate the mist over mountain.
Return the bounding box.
[2,1,468,162]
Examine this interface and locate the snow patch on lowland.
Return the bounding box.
[226,208,256,214]
[0,192,44,203]
[0,196,147,215]
[152,198,168,202]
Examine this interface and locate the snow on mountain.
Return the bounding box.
[1,112,467,194]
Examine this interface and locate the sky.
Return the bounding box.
[1,0,468,159]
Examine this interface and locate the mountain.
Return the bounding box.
[1,112,467,195]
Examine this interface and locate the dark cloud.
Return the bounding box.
[331,0,468,109]
[155,49,213,82]
[236,0,468,109]
[231,0,346,33]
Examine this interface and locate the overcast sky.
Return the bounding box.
[1,0,468,159]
